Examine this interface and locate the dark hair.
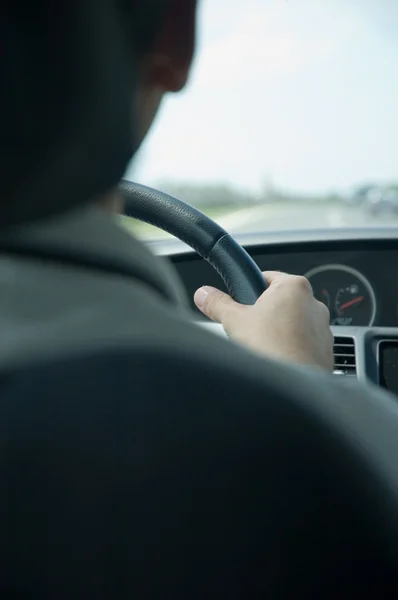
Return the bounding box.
[117,0,169,54]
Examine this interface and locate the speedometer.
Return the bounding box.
[305,264,376,326]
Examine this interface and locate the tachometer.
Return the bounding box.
[305,264,376,326]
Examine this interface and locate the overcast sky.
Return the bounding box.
[127,0,398,195]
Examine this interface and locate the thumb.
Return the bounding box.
[194,286,239,323]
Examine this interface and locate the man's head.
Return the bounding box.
[2,0,198,226]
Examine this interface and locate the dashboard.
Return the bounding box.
[153,229,398,328]
[150,227,398,395]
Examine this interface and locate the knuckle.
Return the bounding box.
[318,300,331,320]
[294,275,312,293]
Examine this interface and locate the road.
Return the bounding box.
[127,203,398,241]
[218,204,398,235]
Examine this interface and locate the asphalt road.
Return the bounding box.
[218,204,398,235]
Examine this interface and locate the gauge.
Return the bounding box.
[305,264,376,326]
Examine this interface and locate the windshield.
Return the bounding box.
[124,0,398,241]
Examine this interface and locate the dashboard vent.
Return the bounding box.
[333,336,356,376]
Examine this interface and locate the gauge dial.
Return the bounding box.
[305,264,376,326]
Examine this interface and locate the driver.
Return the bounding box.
[105,0,334,371]
[3,0,398,597]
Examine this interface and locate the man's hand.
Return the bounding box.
[194,271,334,371]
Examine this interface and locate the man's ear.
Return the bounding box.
[146,0,198,93]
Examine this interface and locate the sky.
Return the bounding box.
[126,0,398,195]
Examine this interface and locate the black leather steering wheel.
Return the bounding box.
[119,181,267,305]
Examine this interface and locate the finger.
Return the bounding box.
[194,286,239,323]
[261,270,287,284]
[261,271,297,288]
[261,271,312,296]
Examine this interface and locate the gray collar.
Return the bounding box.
[0,205,187,307]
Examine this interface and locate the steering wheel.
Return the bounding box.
[119,181,267,305]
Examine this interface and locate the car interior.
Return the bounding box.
[3,1,398,597]
[123,181,398,394]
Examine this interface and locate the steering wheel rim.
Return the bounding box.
[120,180,267,305]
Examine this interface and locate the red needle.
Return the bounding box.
[339,295,364,311]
